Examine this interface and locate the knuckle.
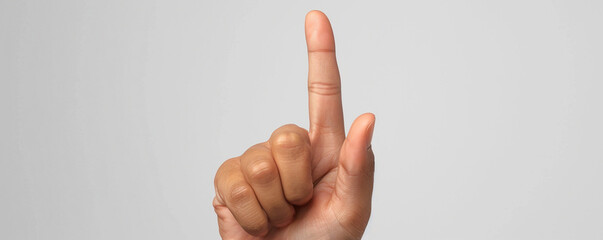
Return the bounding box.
[215,158,235,178]
[214,158,238,190]
[273,131,306,149]
[281,123,300,129]
[247,161,278,184]
[229,184,253,205]
[244,143,270,155]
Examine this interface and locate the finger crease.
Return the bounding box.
[308,82,341,96]
[308,48,335,53]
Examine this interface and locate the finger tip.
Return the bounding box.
[287,187,313,206]
[305,10,335,50]
[355,113,375,129]
[305,10,329,32]
[362,112,376,123]
[347,113,375,149]
[243,224,270,238]
[272,206,296,228]
[305,10,327,23]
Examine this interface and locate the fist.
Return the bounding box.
[215,124,313,234]
[213,11,376,240]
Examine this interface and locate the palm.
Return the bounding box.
[214,11,375,240]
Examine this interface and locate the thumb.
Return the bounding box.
[331,113,375,232]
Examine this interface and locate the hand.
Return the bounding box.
[213,10,376,239]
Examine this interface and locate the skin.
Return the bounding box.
[213,10,376,240]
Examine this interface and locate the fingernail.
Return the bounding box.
[366,115,375,149]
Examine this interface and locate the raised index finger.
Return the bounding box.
[305,10,345,145]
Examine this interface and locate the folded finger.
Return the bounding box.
[214,158,269,236]
[269,124,313,205]
[240,143,295,227]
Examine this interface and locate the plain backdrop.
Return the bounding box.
[1,0,602,239]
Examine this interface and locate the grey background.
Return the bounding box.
[1,0,602,239]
